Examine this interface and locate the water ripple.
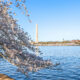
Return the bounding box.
[0,46,80,80]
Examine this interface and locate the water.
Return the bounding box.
[0,46,80,80]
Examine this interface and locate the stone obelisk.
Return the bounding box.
[36,24,38,43]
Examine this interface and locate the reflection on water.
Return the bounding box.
[35,46,39,56]
[0,46,80,80]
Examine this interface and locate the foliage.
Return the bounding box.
[0,0,52,76]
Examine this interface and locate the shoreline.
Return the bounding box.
[31,41,80,46]
[32,43,80,46]
[0,74,14,80]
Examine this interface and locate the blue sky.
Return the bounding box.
[15,0,80,41]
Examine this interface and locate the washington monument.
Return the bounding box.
[36,24,38,43]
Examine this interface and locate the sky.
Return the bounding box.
[14,0,80,41]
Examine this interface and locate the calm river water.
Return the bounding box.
[0,46,80,80]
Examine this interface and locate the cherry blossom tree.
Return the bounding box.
[0,0,52,76]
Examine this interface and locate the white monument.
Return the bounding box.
[36,24,38,43]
